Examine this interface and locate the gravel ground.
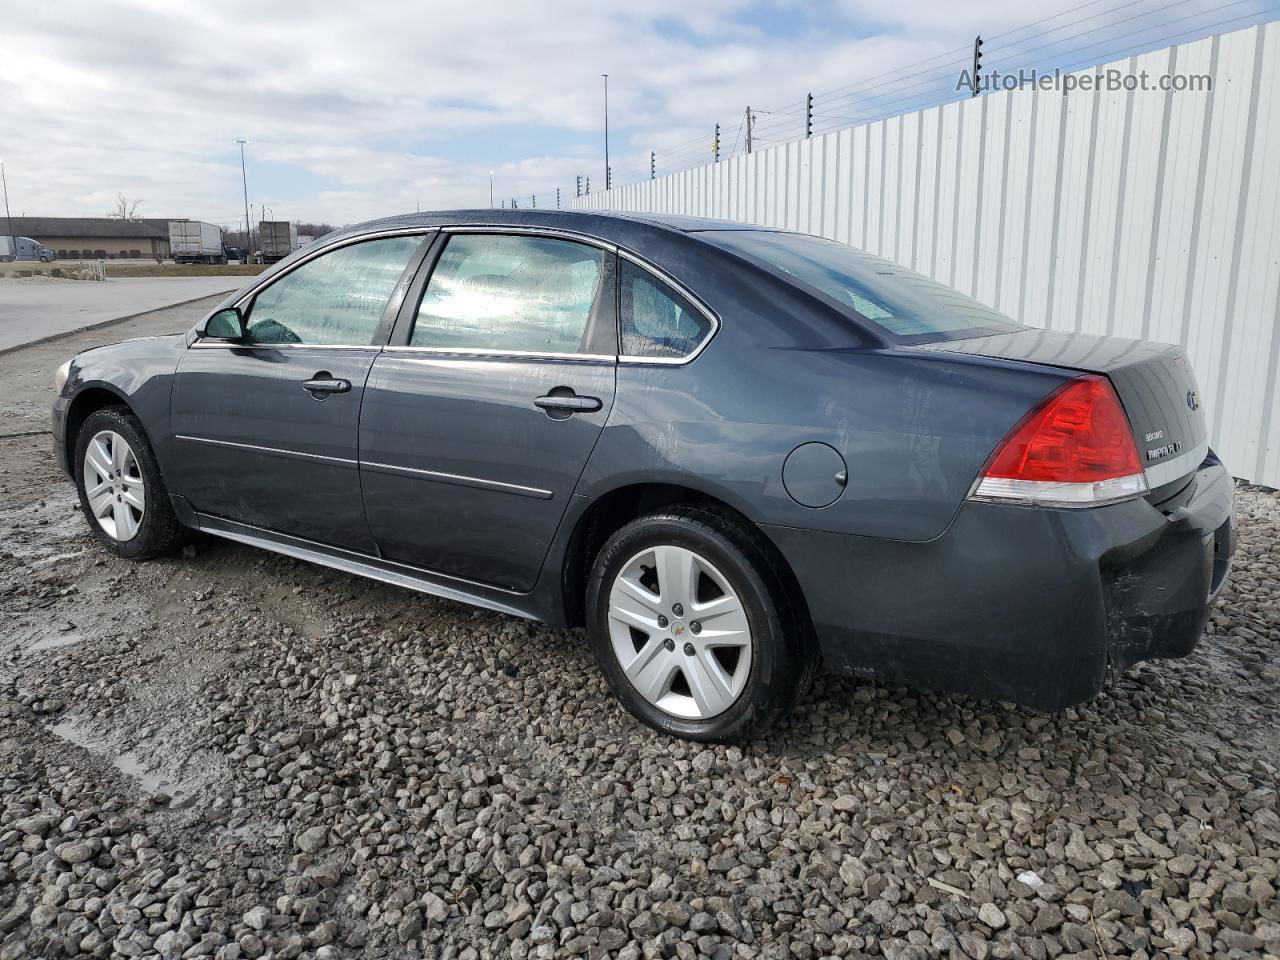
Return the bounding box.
[0,300,1277,960]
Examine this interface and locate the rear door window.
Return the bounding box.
[411,234,606,354]
[619,261,714,360]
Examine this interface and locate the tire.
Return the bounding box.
[73,407,184,560]
[586,506,817,741]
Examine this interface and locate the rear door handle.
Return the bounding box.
[302,374,351,397]
[534,393,602,413]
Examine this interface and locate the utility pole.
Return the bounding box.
[714,124,720,163]
[805,93,813,137]
[586,176,590,195]
[532,195,536,209]
[489,171,494,208]
[971,35,984,96]
[745,107,753,155]
[601,74,609,192]
[650,151,655,179]
[556,187,560,209]
[0,160,13,255]
[236,140,251,256]
[575,175,582,198]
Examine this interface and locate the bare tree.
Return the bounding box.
[108,194,143,220]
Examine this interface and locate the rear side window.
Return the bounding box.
[705,230,1026,344]
[619,261,713,359]
[411,234,604,354]
[245,236,422,346]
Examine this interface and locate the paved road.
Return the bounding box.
[0,277,244,352]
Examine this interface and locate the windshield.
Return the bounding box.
[705,230,1027,344]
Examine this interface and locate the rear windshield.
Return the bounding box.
[705,230,1027,344]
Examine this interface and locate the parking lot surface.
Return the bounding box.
[0,297,1277,959]
[0,277,242,352]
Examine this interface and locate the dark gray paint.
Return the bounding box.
[169,345,380,552]
[50,209,1236,711]
[360,353,616,591]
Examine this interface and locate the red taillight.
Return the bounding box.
[972,375,1147,507]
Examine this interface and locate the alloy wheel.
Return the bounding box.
[83,430,145,541]
[607,544,753,719]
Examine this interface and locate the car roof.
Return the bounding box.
[331,209,768,248]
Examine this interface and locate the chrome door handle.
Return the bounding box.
[302,374,351,397]
[534,393,602,413]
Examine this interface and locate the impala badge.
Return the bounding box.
[1147,440,1183,461]
[1186,390,1199,411]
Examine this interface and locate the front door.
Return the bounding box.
[169,233,427,551]
[359,231,617,591]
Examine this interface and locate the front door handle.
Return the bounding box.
[302,373,351,398]
[534,393,602,414]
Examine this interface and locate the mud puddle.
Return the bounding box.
[48,716,206,801]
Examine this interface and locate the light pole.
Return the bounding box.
[0,161,13,259]
[601,74,610,191]
[236,139,251,256]
[489,171,494,209]
[0,159,13,257]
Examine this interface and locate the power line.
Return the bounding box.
[578,0,1279,196]
[988,0,1206,60]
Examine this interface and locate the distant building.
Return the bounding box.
[4,217,173,260]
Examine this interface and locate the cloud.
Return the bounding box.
[0,0,1241,226]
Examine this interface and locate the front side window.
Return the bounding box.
[619,261,713,359]
[244,236,422,346]
[411,234,604,354]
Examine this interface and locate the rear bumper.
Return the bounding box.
[762,454,1235,711]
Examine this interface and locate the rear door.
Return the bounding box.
[359,230,617,591]
[170,232,428,550]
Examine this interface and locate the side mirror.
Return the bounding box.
[204,307,245,341]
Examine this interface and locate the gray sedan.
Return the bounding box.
[51,210,1235,740]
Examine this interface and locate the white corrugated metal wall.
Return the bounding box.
[575,22,1280,488]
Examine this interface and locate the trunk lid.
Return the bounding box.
[919,330,1209,495]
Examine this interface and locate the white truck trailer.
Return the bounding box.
[168,220,226,264]
[257,221,299,264]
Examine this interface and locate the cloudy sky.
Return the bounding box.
[2,0,1272,229]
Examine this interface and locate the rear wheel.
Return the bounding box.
[586,506,816,741]
[73,408,184,559]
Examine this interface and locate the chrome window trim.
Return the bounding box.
[383,345,614,363]
[439,223,617,253]
[616,249,720,366]
[191,227,435,349]
[190,342,382,352]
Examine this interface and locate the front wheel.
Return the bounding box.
[586,507,816,741]
[73,407,184,559]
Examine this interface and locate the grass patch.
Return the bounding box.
[105,263,269,278]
